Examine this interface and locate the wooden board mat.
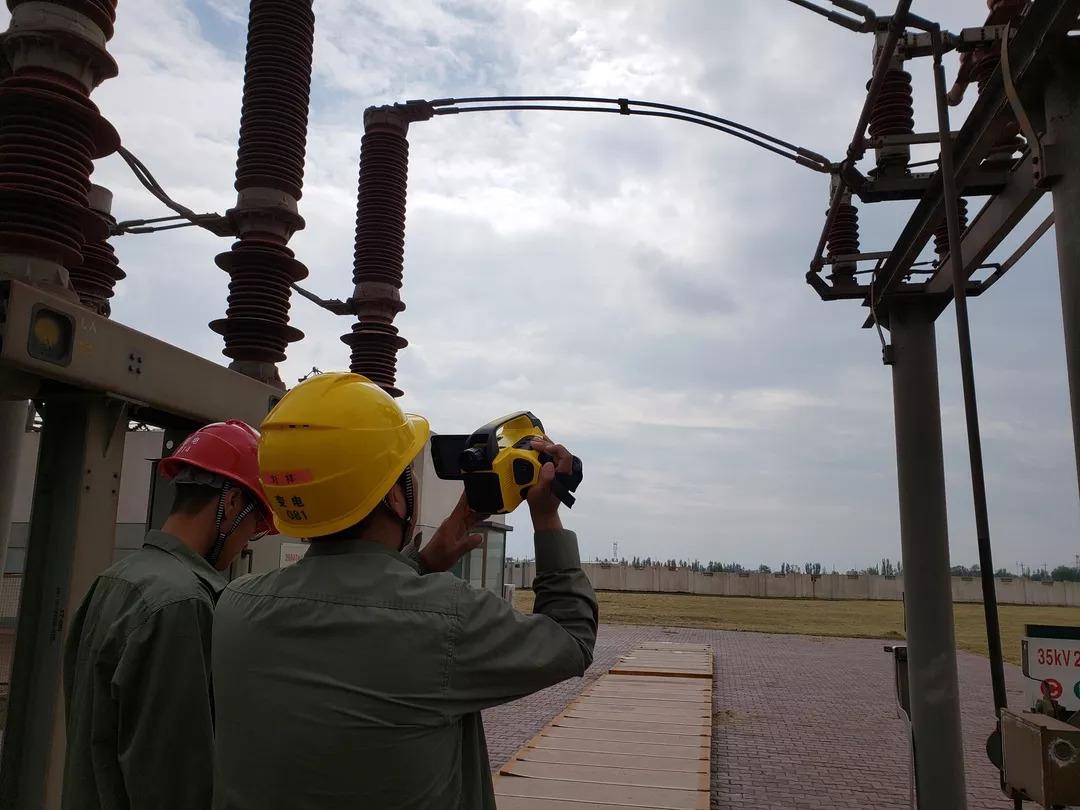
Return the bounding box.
[608,643,713,679]
[495,644,713,809]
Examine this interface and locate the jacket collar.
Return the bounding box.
[144,530,229,596]
[304,536,419,572]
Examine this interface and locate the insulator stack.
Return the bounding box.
[232,0,314,202]
[0,2,119,292]
[67,184,124,316]
[340,107,411,398]
[933,198,969,258]
[868,69,914,175]
[210,240,307,364]
[214,0,314,386]
[826,195,861,285]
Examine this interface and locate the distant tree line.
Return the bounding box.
[505,557,1080,583]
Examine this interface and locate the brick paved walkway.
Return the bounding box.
[482,624,1026,809]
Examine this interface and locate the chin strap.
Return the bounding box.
[205,481,255,568]
[380,466,415,552]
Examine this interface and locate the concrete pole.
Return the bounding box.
[890,301,967,810]
[1046,46,1080,503]
[0,401,27,575]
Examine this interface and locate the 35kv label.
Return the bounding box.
[1036,647,1080,667]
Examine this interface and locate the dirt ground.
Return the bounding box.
[512,589,1080,665]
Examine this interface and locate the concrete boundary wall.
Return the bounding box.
[503,562,1080,607]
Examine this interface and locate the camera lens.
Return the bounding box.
[459,447,486,472]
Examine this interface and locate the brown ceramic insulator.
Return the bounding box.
[44,0,118,40]
[933,198,969,258]
[826,201,860,280]
[868,70,914,138]
[826,203,860,257]
[0,71,117,264]
[67,228,124,316]
[233,0,315,200]
[867,69,914,173]
[340,114,412,396]
[0,188,88,264]
[341,321,407,398]
[352,127,409,286]
[210,239,308,364]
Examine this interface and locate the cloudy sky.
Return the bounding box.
[4,1,1074,569]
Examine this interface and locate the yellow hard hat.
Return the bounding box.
[258,372,430,538]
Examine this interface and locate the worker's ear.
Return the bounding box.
[384,482,407,520]
[223,487,246,520]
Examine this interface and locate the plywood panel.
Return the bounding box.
[587,681,708,692]
[553,717,709,736]
[602,674,712,685]
[529,735,707,759]
[541,726,707,748]
[636,642,710,652]
[564,710,709,727]
[609,666,712,679]
[584,690,707,704]
[500,760,708,791]
[494,645,714,810]
[568,704,710,719]
[597,684,710,695]
[578,696,712,712]
[495,798,668,810]
[609,669,717,682]
[515,747,707,773]
[493,776,709,810]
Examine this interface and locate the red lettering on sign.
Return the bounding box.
[260,469,314,485]
[1034,647,1080,668]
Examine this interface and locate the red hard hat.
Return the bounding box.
[159,420,275,534]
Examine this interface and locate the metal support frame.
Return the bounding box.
[0,400,28,575]
[0,282,281,807]
[145,429,189,532]
[1046,41,1080,505]
[0,280,281,427]
[0,394,128,809]
[870,0,1080,308]
[927,151,1045,301]
[890,300,967,810]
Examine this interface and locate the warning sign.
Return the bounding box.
[278,542,308,568]
[1023,628,1080,710]
[1043,678,1064,700]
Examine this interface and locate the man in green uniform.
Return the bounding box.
[62,420,275,810]
[212,372,598,809]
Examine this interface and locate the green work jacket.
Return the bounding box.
[62,530,227,810]
[212,528,598,810]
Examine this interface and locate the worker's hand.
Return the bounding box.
[527,437,572,532]
[419,493,487,572]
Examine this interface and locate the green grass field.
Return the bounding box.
[512,589,1080,666]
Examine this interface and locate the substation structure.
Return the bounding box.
[804,1,1080,807]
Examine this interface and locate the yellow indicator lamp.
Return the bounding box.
[27,306,74,366]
